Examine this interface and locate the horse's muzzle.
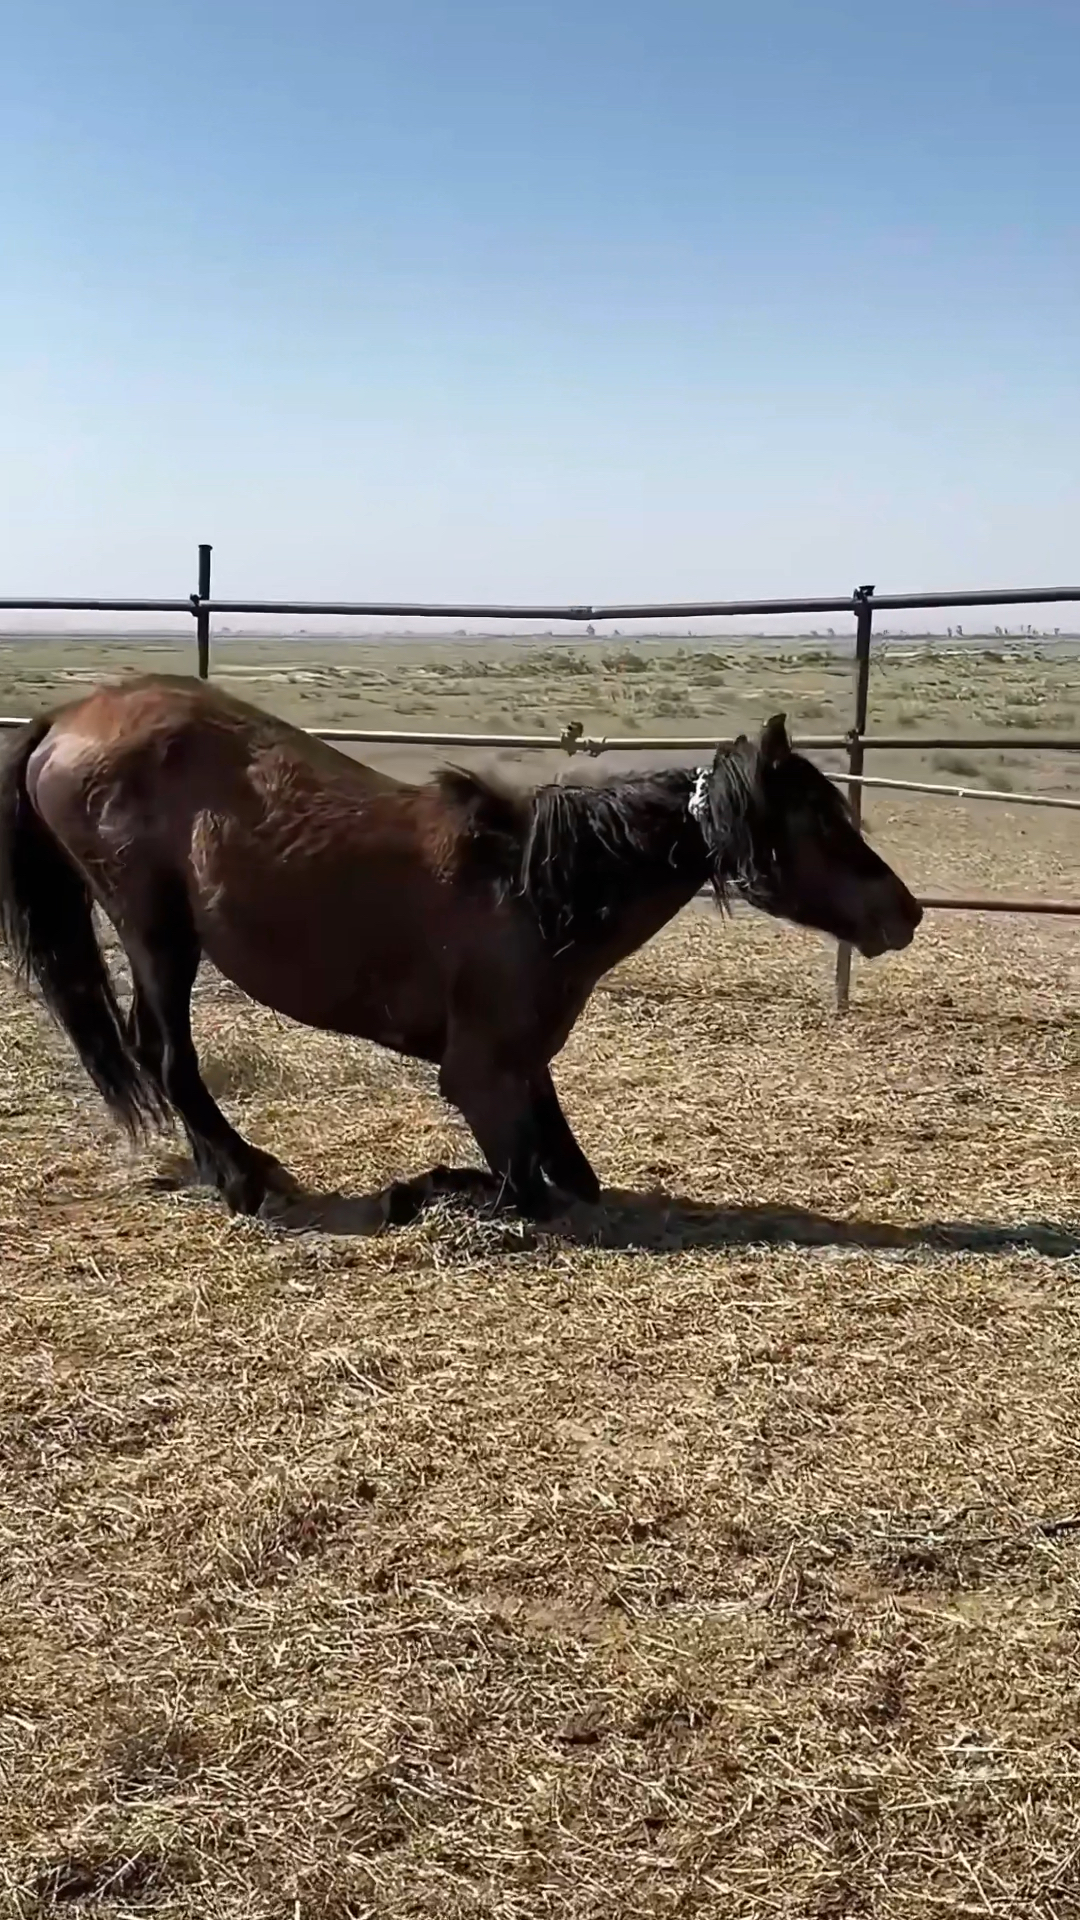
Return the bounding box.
[856,899,923,959]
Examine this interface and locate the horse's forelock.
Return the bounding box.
[697,741,854,908]
[697,743,761,908]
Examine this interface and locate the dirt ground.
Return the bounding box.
[2,637,1080,1916]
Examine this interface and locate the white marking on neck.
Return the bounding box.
[688,766,710,823]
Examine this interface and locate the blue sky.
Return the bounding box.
[1,0,1077,618]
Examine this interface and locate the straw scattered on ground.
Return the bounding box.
[2,798,1080,1918]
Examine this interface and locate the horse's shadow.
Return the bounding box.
[198,1164,1080,1260]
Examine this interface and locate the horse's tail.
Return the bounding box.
[0,716,167,1136]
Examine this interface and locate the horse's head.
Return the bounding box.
[695,715,922,958]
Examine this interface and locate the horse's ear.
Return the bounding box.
[715,734,748,767]
[759,713,791,766]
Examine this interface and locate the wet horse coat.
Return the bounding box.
[0,676,921,1217]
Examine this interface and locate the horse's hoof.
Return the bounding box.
[557,1171,602,1207]
[220,1155,290,1217]
[260,1157,303,1201]
[223,1174,269,1217]
[514,1186,558,1223]
[384,1177,429,1227]
[382,1166,502,1226]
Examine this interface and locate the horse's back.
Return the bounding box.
[40,673,401,797]
[25,674,526,1049]
[25,671,427,923]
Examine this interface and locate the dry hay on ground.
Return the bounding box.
[2,886,1080,1916]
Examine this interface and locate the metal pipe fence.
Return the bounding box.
[4,541,1080,1004]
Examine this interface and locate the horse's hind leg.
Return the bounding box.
[125,978,166,1097]
[122,882,296,1216]
[531,1068,601,1205]
[125,975,206,1177]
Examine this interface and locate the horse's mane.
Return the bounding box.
[520,770,697,946]
[436,751,763,948]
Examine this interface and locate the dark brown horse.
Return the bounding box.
[0,676,921,1220]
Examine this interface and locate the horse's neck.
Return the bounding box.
[554,768,707,969]
[580,868,705,978]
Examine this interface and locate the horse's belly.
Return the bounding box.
[201,916,448,1057]
[192,857,452,1059]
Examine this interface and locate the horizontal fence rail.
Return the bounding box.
[203,585,1080,618]
[3,716,1080,756]
[0,597,196,614]
[0,717,1076,813]
[3,543,1080,1003]
[5,587,1080,620]
[832,772,1080,813]
[917,895,1080,915]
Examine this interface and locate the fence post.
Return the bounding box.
[834,583,875,1012]
[195,542,212,678]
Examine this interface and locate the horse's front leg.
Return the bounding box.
[439,1042,554,1220]
[530,1067,601,1205]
